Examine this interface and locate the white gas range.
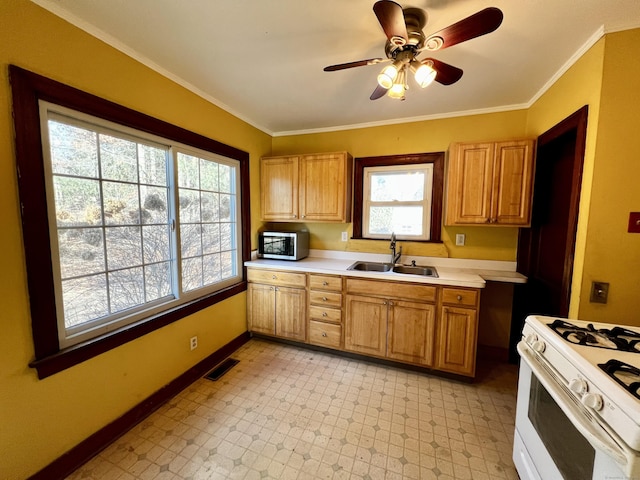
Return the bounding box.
[513,315,640,480]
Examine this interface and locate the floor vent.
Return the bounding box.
[205,358,239,381]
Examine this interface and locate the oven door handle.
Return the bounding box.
[518,342,630,468]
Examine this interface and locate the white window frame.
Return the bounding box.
[362,163,434,241]
[39,101,242,348]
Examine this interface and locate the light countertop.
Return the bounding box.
[245,251,527,289]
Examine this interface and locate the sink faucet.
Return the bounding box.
[390,232,402,264]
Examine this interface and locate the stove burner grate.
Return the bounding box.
[547,319,640,352]
[598,359,640,400]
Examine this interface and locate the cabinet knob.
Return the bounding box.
[322,297,328,301]
[275,287,279,291]
[389,301,394,306]
[270,286,274,291]
[292,214,297,218]
[322,281,328,286]
[457,295,463,301]
[383,301,387,305]
[322,332,327,337]
[272,275,277,279]
[322,312,327,317]
[302,215,306,218]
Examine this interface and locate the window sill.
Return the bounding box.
[29,281,246,379]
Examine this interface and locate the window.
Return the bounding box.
[363,164,433,240]
[353,153,444,242]
[10,66,250,378]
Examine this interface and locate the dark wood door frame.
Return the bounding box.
[510,106,588,362]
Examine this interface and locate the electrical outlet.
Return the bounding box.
[455,233,466,246]
[190,336,198,350]
[341,231,348,242]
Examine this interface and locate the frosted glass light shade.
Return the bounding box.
[414,63,436,88]
[377,64,399,89]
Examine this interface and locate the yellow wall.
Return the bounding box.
[272,110,529,261]
[0,2,271,479]
[577,30,640,325]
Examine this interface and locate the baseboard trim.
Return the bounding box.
[28,331,250,480]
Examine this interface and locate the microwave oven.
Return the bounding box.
[258,231,309,261]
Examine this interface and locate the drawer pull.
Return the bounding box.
[322,312,327,317]
[272,275,277,279]
[322,296,328,301]
[322,332,327,337]
[322,281,328,286]
[457,295,463,301]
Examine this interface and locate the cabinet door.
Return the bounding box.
[387,300,436,366]
[261,156,299,221]
[446,143,494,225]
[274,286,306,341]
[299,153,351,222]
[492,140,535,225]
[344,294,387,357]
[247,283,276,335]
[436,306,478,376]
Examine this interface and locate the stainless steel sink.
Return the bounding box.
[347,261,393,272]
[392,265,438,277]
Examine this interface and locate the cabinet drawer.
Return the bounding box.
[309,274,343,291]
[345,278,436,302]
[309,305,342,323]
[441,288,479,307]
[309,321,341,348]
[309,291,342,308]
[247,268,306,287]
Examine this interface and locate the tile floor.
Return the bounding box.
[67,339,519,480]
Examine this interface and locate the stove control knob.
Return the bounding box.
[569,378,588,395]
[531,340,546,353]
[525,333,538,345]
[582,393,603,411]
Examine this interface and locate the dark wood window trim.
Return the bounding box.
[9,65,251,379]
[352,152,444,242]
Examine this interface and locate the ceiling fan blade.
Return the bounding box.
[423,7,503,51]
[373,0,408,44]
[323,58,385,72]
[426,58,464,85]
[370,84,388,100]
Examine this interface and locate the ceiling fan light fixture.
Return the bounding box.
[377,62,401,89]
[387,68,407,100]
[412,60,436,88]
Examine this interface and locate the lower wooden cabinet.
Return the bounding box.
[344,294,388,357]
[387,300,436,366]
[435,288,480,376]
[247,267,481,377]
[247,269,306,342]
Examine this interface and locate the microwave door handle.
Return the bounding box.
[517,342,631,469]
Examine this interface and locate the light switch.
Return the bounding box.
[628,212,640,233]
[590,281,609,304]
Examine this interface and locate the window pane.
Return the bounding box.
[180,224,202,258]
[182,257,203,292]
[103,181,140,225]
[370,172,424,202]
[58,228,105,278]
[143,225,171,264]
[109,267,145,313]
[201,192,219,222]
[49,121,98,177]
[141,186,169,224]
[220,223,233,251]
[53,177,102,227]
[179,189,201,223]
[221,250,235,279]
[203,253,221,285]
[138,144,167,186]
[219,164,232,193]
[100,134,138,183]
[62,274,108,328]
[203,223,221,254]
[220,194,232,222]
[144,262,172,302]
[200,158,219,191]
[369,206,423,236]
[178,153,199,188]
[105,226,142,270]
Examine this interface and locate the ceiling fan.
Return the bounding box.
[323,1,503,101]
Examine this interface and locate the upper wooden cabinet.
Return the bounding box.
[445,140,535,226]
[261,152,353,223]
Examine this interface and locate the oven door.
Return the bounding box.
[514,342,634,480]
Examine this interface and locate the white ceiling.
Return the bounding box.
[34,0,640,136]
